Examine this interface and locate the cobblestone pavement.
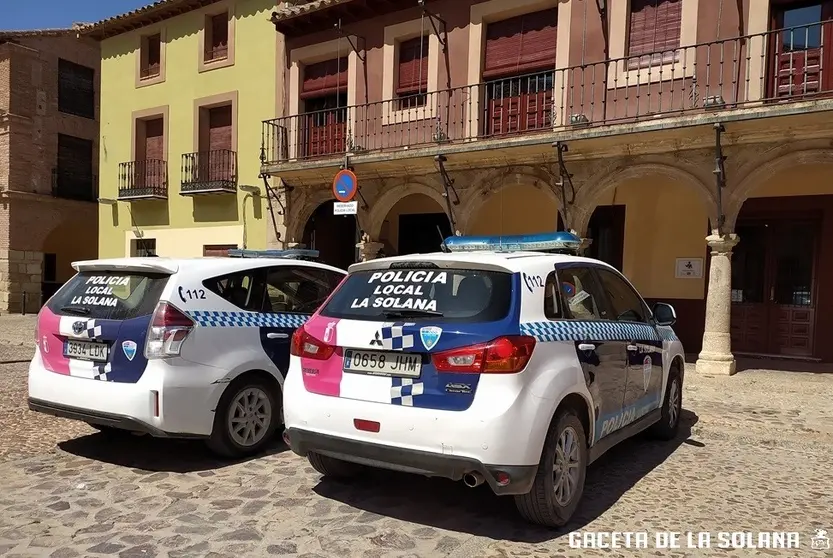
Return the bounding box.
[1,352,832,556]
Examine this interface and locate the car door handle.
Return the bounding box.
[578,343,596,351]
[627,344,639,351]
[267,333,289,339]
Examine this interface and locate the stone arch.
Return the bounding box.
[458,165,560,234]
[285,187,336,245]
[725,148,833,231]
[367,179,449,240]
[572,162,719,235]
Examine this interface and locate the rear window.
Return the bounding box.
[320,268,512,323]
[46,271,170,320]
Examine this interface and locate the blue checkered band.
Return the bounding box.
[521,320,677,343]
[187,311,309,329]
[656,326,679,342]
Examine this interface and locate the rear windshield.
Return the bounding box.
[320,268,512,323]
[46,271,170,320]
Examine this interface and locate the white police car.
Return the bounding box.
[28,249,346,458]
[282,232,685,527]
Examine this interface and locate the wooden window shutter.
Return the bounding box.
[209,13,229,59]
[208,105,233,151]
[397,36,429,95]
[483,8,558,80]
[628,0,683,59]
[144,118,165,161]
[301,57,348,99]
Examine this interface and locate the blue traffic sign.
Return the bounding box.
[332,169,358,202]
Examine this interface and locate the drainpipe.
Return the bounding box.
[595,0,610,122]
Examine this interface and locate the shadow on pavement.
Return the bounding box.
[313,409,699,544]
[57,431,288,473]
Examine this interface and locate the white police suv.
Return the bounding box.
[28,249,346,458]
[282,232,685,527]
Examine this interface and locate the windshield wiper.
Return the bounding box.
[61,305,91,316]
[382,309,444,318]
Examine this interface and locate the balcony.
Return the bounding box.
[118,159,168,200]
[261,21,833,168]
[51,169,97,202]
[180,150,237,195]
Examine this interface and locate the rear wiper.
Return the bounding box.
[61,305,91,316]
[382,309,444,318]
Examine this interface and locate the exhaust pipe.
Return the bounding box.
[463,471,485,488]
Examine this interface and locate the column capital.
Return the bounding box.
[706,233,739,254]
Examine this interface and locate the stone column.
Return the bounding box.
[356,233,384,262]
[696,233,740,376]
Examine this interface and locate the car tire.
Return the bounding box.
[649,367,682,441]
[307,452,361,479]
[206,376,280,459]
[514,409,587,528]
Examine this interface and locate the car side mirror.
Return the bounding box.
[652,302,676,327]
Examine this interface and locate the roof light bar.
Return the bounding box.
[442,232,582,254]
[227,248,320,260]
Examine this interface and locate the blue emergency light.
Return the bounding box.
[227,248,320,260]
[442,231,582,254]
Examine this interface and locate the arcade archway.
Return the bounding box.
[301,201,357,270]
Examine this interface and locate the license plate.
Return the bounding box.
[64,340,109,362]
[343,349,421,378]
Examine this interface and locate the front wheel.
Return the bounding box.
[514,409,588,527]
[649,369,682,440]
[207,378,280,458]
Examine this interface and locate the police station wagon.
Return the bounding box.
[28,249,346,458]
[282,232,685,527]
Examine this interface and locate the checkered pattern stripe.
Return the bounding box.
[72,319,102,340]
[390,378,424,406]
[521,320,671,343]
[187,311,309,329]
[371,322,415,350]
[93,362,112,382]
[657,326,679,342]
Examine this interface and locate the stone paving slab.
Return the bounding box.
[0,359,831,557]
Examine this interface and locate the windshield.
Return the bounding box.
[320,268,513,323]
[46,270,170,320]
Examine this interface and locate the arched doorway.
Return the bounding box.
[302,201,357,270]
[466,183,559,235]
[377,193,450,256]
[731,161,833,360]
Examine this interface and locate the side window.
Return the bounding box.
[263,266,338,314]
[556,266,611,321]
[596,268,649,323]
[543,271,562,319]
[203,270,265,312]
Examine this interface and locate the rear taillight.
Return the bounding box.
[145,302,195,359]
[432,336,536,374]
[290,326,335,360]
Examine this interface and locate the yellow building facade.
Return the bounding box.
[81,0,282,258]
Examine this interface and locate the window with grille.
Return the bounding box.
[627,0,683,69]
[397,36,429,109]
[55,134,94,201]
[58,59,95,119]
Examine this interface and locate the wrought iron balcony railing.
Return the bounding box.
[118,159,168,200]
[262,21,833,165]
[180,149,237,195]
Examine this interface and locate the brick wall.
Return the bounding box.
[0,33,101,313]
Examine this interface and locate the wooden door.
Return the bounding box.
[484,73,553,137]
[769,1,833,99]
[142,118,164,190]
[731,219,819,356]
[206,105,233,181]
[303,94,347,158]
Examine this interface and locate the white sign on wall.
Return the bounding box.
[675,258,704,279]
[333,201,358,215]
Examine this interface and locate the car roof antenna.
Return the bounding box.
[437,225,450,253]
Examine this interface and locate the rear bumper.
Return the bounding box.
[28,398,205,438]
[286,427,537,495]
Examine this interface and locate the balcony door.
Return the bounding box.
[481,8,557,137]
[769,1,833,98]
[301,58,348,158]
[203,105,233,183]
[730,218,819,357]
[136,117,165,192]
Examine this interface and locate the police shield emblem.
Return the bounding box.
[419,326,442,351]
[122,340,137,361]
